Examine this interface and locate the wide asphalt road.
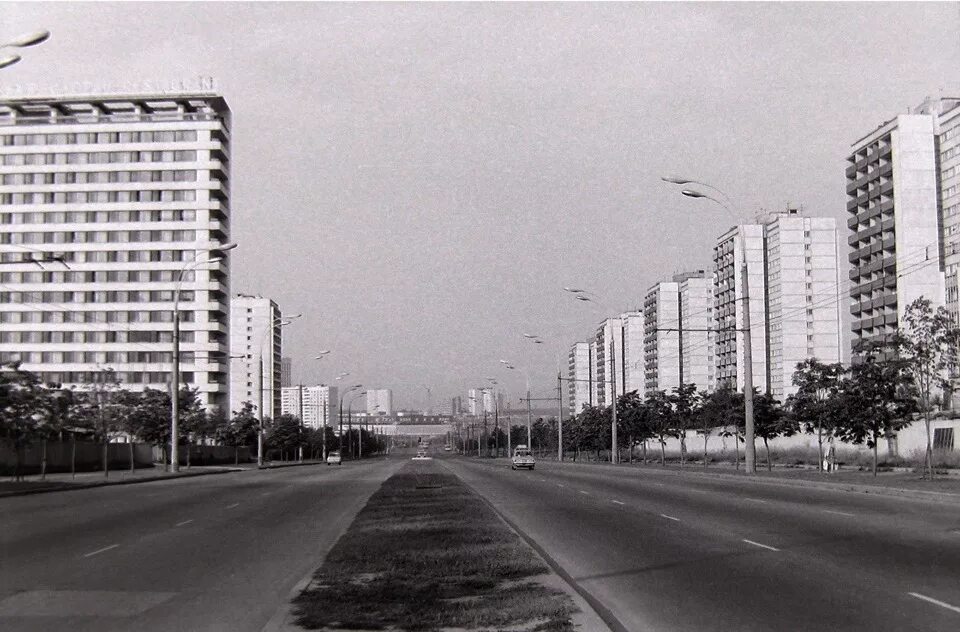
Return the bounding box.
[0,458,403,632]
[442,456,960,632]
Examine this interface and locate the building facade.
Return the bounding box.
[366,388,393,416]
[229,293,282,418]
[594,317,624,407]
[0,91,232,410]
[280,384,337,430]
[567,341,592,415]
[678,272,715,394]
[620,310,644,395]
[280,356,292,388]
[643,280,681,394]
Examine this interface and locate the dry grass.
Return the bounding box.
[292,461,576,631]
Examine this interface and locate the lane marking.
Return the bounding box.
[908,592,960,614]
[660,514,680,522]
[226,502,240,509]
[83,544,119,558]
[745,498,767,504]
[822,509,855,517]
[175,519,194,527]
[611,500,625,505]
[742,539,780,552]
[579,490,590,495]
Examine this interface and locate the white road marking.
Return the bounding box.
[660,514,680,522]
[226,502,240,509]
[745,498,767,504]
[83,544,119,558]
[908,592,960,614]
[175,519,193,527]
[742,539,780,552]
[579,490,590,495]
[611,500,625,505]
[822,509,855,517]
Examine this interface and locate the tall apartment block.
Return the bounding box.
[366,388,393,415]
[0,91,232,410]
[280,384,337,430]
[594,317,625,407]
[229,293,281,418]
[280,356,292,388]
[714,224,768,394]
[766,214,842,400]
[714,210,842,400]
[643,271,714,396]
[847,102,948,358]
[620,310,644,395]
[467,387,494,415]
[567,341,592,415]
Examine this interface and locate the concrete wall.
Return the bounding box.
[0,440,154,474]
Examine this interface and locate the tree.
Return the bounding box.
[896,297,960,480]
[85,368,125,478]
[217,401,259,465]
[644,390,674,466]
[669,383,701,469]
[752,391,793,471]
[136,388,172,464]
[618,391,653,464]
[838,348,917,476]
[177,387,207,467]
[698,387,741,468]
[787,359,845,472]
[0,363,47,480]
[268,414,304,460]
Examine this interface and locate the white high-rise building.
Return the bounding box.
[847,103,947,357]
[280,384,337,430]
[643,280,681,395]
[366,388,393,416]
[567,341,593,415]
[0,90,232,410]
[594,317,624,407]
[620,310,644,396]
[714,224,768,393]
[229,294,281,418]
[678,272,715,394]
[766,213,842,400]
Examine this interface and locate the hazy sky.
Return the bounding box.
[2,2,958,410]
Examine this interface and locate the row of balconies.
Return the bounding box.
[845,161,892,195]
[849,273,898,300]
[846,181,894,212]
[846,142,892,174]
[848,236,896,263]
[851,311,898,331]
[848,214,895,244]
[848,255,896,280]
[849,293,897,316]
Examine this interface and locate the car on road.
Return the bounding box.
[444,445,452,452]
[326,451,342,466]
[511,445,535,470]
[413,450,432,460]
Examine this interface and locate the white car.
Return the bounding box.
[413,450,432,460]
[326,451,342,466]
[511,445,535,470]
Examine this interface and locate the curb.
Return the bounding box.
[438,460,621,632]
[0,466,244,498]
[541,459,960,505]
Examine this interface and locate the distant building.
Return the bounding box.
[366,388,393,415]
[594,317,624,407]
[280,356,292,388]
[568,341,592,415]
[280,385,337,430]
[229,294,282,418]
[620,310,644,395]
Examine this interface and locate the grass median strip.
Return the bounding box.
[292,461,577,631]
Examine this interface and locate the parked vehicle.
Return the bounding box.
[326,451,342,466]
[511,445,535,470]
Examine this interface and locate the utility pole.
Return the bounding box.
[557,372,563,462]
[298,383,304,462]
[257,354,264,468]
[741,254,756,474]
[483,409,488,457]
[610,352,618,465]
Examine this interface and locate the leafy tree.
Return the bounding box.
[896,297,960,479]
[752,391,793,471]
[698,387,741,468]
[669,383,701,469]
[136,388,172,463]
[787,359,845,472]
[85,368,125,477]
[618,391,653,464]
[177,387,207,467]
[268,414,304,460]
[0,363,47,480]
[838,348,918,476]
[644,390,674,466]
[217,401,259,464]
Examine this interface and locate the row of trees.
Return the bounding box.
[1,365,385,479]
[561,298,959,479]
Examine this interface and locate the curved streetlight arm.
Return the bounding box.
[1,30,50,48]
[662,175,736,208]
[681,189,738,221]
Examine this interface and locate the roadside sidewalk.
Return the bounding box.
[0,459,326,498]
[526,457,960,504]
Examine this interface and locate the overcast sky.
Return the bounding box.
[2,2,958,410]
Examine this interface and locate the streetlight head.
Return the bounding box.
[285,313,303,320]
[0,54,21,69]
[533,340,544,344]
[354,384,363,388]
[499,359,510,365]
[575,295,591,302]
[315,350,331,358]
[563,287,585,294]
[6,30,50,48]
[206,256,223,265]
[681,189,707,199]
[210,242,238,254]
[522,333,539,339]
[661,175,691,185]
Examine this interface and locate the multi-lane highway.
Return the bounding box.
[443,457,960,632]
[0,459,403,632]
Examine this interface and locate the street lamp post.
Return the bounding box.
[0,29,50,70]
[338,384,362,456]
[348,391,366,459]
[257,314,301,468]
[500,360,532,448]
[665,177,756,474]
[170,243,236,473]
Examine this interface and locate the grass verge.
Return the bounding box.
[293,460,576,631]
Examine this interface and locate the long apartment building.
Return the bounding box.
[643,271,714,396]
[846,99,950,357]
[0,91,232,410]
[567,341,592,415]
[229,293,282,418]
[280,384,338,430]
[714,209,841,400]
[594,317,624,407]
